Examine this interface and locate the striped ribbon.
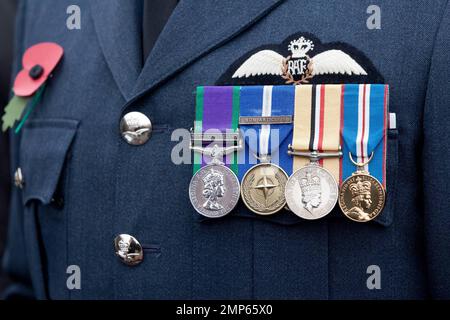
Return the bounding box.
[341,84,389,187]
[292,84,342,182]
[193,84,389,186]
[193,86,240,175]
[237,85,295,180]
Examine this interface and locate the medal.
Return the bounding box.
[340,84,389,222]
[285,85,342,220]
[239,86,293,215]
[339,153,386,222]
[241,161,288,216]
[189,86,242,218]
[285,151,339,220]
[189,143,241,218]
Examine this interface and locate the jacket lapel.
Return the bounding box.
[130,0,284,100]
[89,0,143,100]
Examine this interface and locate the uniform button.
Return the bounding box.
[120,112,152,145]
[14,168,24,189]
[114,234,143,266]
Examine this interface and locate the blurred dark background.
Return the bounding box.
[0,0,17,294]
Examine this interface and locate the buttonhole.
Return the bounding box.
[152,124,171,133]
[142,244,161,256]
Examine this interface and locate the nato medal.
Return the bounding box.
[241,162,289,215]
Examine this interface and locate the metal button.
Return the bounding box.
[120,112,152,145]
[14,168,24,189]
[114,234,143,266]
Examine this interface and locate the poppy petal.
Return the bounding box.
[13,42,64,97]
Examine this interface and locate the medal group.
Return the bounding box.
[189,84,389,223]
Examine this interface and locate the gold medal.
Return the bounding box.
[339,152,386,222]
[241,162,289,215]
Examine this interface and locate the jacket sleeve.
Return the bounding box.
[423,0,450,299]
[1,0,35,300]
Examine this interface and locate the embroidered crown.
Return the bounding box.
[288,37,314,58]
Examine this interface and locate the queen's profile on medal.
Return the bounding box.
[346,177,373,221]
[285,164,338,220]
[189,164,241,218]
[339,172,385,223]
[202,168,225,211]
[299,171,322,213]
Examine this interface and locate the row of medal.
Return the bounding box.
[188,85,389,223]
[189,135,386,223]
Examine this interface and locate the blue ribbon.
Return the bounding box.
[237,85,295,180]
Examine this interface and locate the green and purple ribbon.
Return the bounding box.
[193,86,240,175]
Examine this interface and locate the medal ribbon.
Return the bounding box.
[238,85,295,179]
[193,86,240,174]
[341,84,389,187]
[292,84,343,182]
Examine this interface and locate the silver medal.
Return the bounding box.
[189,132,243,218]
[189,164,240,218]
[285,148,341,220]
[285,163,338,220]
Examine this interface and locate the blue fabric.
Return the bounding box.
[238,85,294,176]
[1,282,34,300]
[20,119,79,205]
[341,84,387,185]
[423,0,450,298]
[2,0,450,299]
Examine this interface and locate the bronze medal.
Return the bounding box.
[241,163,289,215]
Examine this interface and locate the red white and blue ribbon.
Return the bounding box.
[341,84,389,187]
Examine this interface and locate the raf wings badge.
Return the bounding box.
[217,33,384,86]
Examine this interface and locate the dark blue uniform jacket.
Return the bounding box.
[3,0,450,299]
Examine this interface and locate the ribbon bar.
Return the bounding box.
[193,84,389,186]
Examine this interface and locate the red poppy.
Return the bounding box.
[13,42,64,97]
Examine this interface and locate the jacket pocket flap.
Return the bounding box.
[20,119,79,205]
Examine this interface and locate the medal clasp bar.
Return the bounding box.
[189,128,241,144]
[287,145,342,162]
[190,128,243,163]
